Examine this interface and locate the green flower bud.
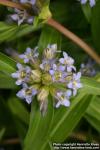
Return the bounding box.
[42,73,52,85]
[31,69,41,83]
[37,87,49,102]
[43,44,57,59]
[31,84,40,90]
[44,48,54,59]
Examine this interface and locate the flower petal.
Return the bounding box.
[16,79,22,85]
[63,52,68,58]
[55,101,61,108]
[16,89,25,98]
[59,58,64,64]
[62,99,70,107]
[11,72,20,78]
[17,63,23,69]
[67,82,73,88]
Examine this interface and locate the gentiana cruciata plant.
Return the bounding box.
[11,44,83,114]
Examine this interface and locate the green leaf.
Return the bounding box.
[81,3,92,22]
[0,22,40,42]
[0,128,6,141]
[24,97,54,150]
[81,77,100,95]
[8,97,29,125]
[85,115,100,133]
[49,94,91,142]
[0,72,16,89]
[8,97,30,142]
[38,25,61,54]
[42,142,54,150]
[0,97,13,127]
[91,0,100,51]
[0,52,16,75]
[85,96,100,132]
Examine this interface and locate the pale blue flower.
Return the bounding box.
[40,44,60,71]
[20,0,36,5]
[13,0,36,5]
[11,2,35,25]
[49,64,63,82]
[40,59,55,72]
[19,48,32,63]
[59,52,76,72]
[40,60,50,71]
[89,0,96,7]
[20,47,39,63]
[67,72,82,96]
[49,64,68,82]
[58,65,66,72]
[27,16,34,24]
[16,84,37,104]
[55,90,72,108]
[79,0,96,7]
[11,9,28,25]
[80,59,96,77]
[11,63,31,85]
[80,0,88,4]
[49,64,57,75]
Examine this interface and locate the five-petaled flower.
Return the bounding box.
[11,63,31,85]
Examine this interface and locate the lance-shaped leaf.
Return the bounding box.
[24,97,54,150]
[0,128,6,141]
[0,72,16,89]
[81,3,92,22]
[49,94,92,142]
[91,0,100,51]
[38,25,61,54]
[0,52,16,75]
[8,97,30,143]
[85,96,100,132]
[80,77,100,95]
[0,22,40,42]
[8,97,29,125]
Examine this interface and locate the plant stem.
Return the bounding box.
[47,18,100,64]
[0,0,30,10]
[0,138,20,145]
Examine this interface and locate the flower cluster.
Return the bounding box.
[78,0,96,7]
[11,0,36,25]
[12,44,82,114]
[80,59,96,77]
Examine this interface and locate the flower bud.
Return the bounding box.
[31,69,41,82]
[42,73,52,85]
[44,48,54,59]
[37,87,49,102]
